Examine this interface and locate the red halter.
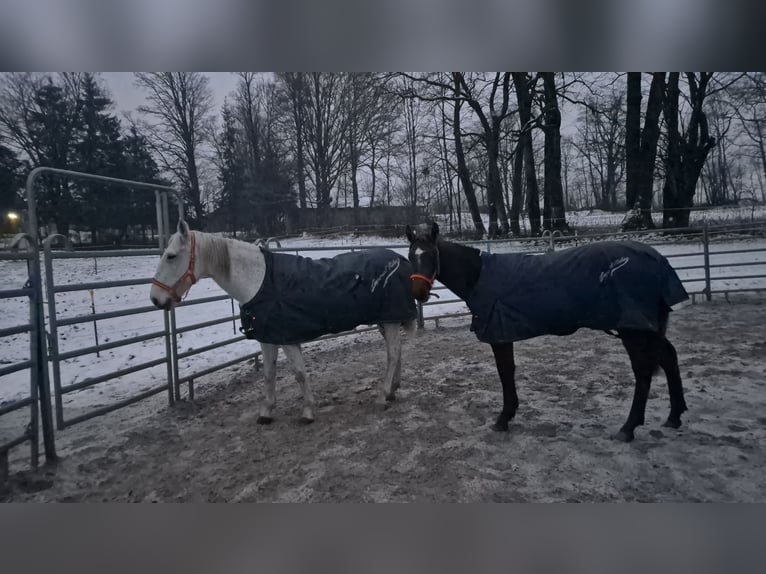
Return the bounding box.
[151,232,197,303]
[410,273,435,286]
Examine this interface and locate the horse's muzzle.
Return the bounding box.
[410,278,432,302]
[150,294,175,311]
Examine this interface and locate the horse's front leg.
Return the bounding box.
[257,343,278,424]
[378,323,402,406]
[282,344,315,424]
[490,343,519,432]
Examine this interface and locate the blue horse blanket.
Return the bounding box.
[465,240,688,344]
[240,248,417,345]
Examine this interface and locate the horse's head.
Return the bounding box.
[150,220,197,310]
[405,221,440,302]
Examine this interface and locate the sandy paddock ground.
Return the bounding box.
[3,296,766,502]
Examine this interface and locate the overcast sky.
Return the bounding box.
[100,72,242,114]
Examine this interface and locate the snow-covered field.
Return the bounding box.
[434,205,766,234]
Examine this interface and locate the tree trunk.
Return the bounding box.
[625,72,641,210]
[624,72,665,229]
[513,73,541,236]
[662,72,717,229]
[452,92,486,237]
[541,73,567,232]
[510,143,523,235]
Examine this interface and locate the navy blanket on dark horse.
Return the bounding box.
[465,240,689,344]
[240,248,417,345]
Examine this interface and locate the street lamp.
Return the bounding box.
[4,211,21,235]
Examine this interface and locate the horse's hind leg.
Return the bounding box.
[257,343,278,424]
[490,343,519,432]
[379,323,402,404]
[616,331,660,442]
[282,344,315,424]
[658,337,688,429]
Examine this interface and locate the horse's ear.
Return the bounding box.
[430,221,439,240]
[405,224,415,243]
[177,219,189,238]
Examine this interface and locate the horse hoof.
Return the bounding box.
[613,430,634,443]
[385,394,397,403]
[490,422,509,432]
[256,416,273,425]
[662,419,682,429]
[298,417,315,425]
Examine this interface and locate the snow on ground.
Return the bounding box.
[3,295,766,502]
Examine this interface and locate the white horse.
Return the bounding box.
[150,221,417,424]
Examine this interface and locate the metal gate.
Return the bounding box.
[0,237,49,477]
[1,167,182,471]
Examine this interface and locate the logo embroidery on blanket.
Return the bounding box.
[370,258,401,292]
[599,256,629,283]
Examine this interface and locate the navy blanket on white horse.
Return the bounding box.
[240,248,417,345]
[465,240,689,344]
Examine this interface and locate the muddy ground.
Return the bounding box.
[3,296,766,502]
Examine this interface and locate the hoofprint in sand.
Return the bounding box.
[2,295,765,502]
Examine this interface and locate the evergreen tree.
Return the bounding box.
[0,142,22,212]
[72,73,125,240]
[214,103,249,236]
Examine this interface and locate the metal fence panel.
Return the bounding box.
[0,243,41,471]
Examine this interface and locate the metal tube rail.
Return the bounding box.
[0,395,34,417]
[0,433,32,453]
[60,357,169,395]
[0,288,34,298]
[173,315,239,335]
[176,353,260,386]
[63,383,170,428]
[50,249,161,259]
[56,304,159,327]
[176,294,232,307]
[55,330,168,361]
[0,324,32,337]
[0,360,34,378]
[175,335,250,360]
[52,277,153,293]
[708,247,766,256]
[708,260,766,269]
[708,273,766,281]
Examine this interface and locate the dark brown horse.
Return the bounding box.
[406,222,689,442]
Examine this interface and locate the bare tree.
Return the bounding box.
[277,73,309,209]
[299,73,352,211]
[661,73,719,229]
[512,72,542,236]
[133,72,214,224]
[572,91,626,210]
[624,72,665,228]
[540,72,569,232]
[730,73,766,199]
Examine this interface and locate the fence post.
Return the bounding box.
[42,235,67,430]
[163,309,175,406]
[702,222,711,301]
[170,308,181,401]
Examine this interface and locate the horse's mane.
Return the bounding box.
[197,232,233,281]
